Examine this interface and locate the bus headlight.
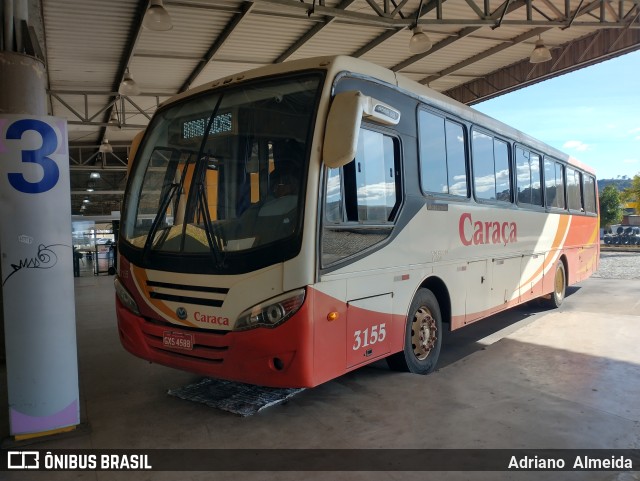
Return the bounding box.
[235,289,305,331]
[114,277,141,316]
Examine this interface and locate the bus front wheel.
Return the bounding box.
[386,288,442,375]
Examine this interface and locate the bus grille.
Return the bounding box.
[146,280,229,308]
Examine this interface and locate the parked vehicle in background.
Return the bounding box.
[603,226,640,245]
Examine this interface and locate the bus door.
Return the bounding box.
[320,123,401,368]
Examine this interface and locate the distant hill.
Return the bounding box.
[598,178,632,191]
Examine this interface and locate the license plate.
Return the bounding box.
[163,331,194,351]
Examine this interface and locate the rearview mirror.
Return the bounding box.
[322,90,400,169]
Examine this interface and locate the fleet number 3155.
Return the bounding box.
[353,323,386,350]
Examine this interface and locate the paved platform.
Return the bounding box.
[1,274,639,480]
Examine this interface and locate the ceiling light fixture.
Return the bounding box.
[408,0,431,54]
[108,109,120,128]
[90,172,101,179]
[143,0,173,31]
[99,139,113,154]
[409,26,433,54]
[118,68,140,96]
[529,36,552,63]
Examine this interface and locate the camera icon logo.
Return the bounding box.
[7,451,39,469]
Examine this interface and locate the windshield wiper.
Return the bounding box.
[142,182,179,256]
[196,181,226,268]
[142,146,197,257]
[177,94,226,266]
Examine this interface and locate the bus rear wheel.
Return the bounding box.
[386,288,442,375]
[544,261,566,308]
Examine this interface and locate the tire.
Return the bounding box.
[386,288,442,375]
[543,261,566,308]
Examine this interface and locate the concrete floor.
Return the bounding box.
[1,273,640,481]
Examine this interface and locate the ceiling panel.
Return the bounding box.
[27,0,639,215]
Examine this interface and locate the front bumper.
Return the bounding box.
[115,292,317,388]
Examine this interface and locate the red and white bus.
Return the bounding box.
[115,56,599,388]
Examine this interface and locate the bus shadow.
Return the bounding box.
[368,286,581,372]
[438,285,581,369]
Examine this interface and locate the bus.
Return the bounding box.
[115,55,599,388]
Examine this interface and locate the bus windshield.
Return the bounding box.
[121,73,322,267]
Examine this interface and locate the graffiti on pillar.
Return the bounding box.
[2,242,70,286]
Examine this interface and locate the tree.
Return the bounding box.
[621,174,640,213]
[599,184,623,228]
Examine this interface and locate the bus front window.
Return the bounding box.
[121,74,322,269]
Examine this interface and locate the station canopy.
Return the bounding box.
[10,0,640,215]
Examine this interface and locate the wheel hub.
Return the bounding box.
[412,307,437,360]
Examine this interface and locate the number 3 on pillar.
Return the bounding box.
[6,119,60,194]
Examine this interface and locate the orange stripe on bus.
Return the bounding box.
[518,215,570,290]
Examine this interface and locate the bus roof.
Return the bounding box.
[160,55,595,177]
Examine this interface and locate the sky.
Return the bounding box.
[474,50,640,181]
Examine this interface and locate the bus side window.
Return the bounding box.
[446,121,468,196]
[350,129,398,222]
[516,147,543,207]
[583,174,597,214]
[494,139,511,202]
[325,167,344,223]
[566,167,583,212]
[544,159,566,209]
[418,110,447,194]
[322,128,400,267]
[472,130,512,203]
[555,163,566,209]
[472,131,496,200]
[418,109,468,197]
